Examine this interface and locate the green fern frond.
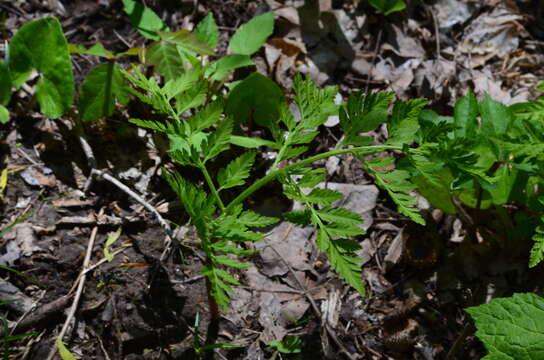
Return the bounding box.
[203,118,233,162]
[530,217,544,267]
[217,152,256,191]
[387,98,427,146]
[292,74,338,130]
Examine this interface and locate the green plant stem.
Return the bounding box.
[199,162,226,212]
[225,145,400,212]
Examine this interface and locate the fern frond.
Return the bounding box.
[387,98,427,146]
[217,152,256,191]
[366,162,425,225]
[238,210,279,227]
[292,74,338,130]
[203,118,233,162]
[340,91,394,145]
[530,217,544,268]
[282,177,367,295]
[316,229,365,295]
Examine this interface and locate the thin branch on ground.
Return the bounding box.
[265,244,358,360]
[45,208,103,360]
[75,125,173,261]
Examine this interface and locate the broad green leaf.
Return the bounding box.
[159,30,215,56]
[208,54,255,81]
[195,13,219,48]
[453,90,478,137]
[466,293,544,360]
[230,135,281,150]
[228,12,275,55]
[479,94,512,136]
[8,17,74,118]
[225,72,285,128]
[145,41,184,81]
[217,152,256,191]
[103,227,122,262]
[122,0,168,40]
[480,165,517,205]
[56,337,77,360]
[0,61,11,105]
[0,105,8,124]
[78,63,130,122]
[368,0,406,15]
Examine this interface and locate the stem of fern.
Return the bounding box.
[225,145,401,213]
[199,162,226,212]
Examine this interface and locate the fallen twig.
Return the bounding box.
[45,209,102,360]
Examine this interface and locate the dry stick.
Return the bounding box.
[77,128,173,261]
[428,5,441,59]
[266,244,358,360]
[364,29,383,95]
[45,209,103,360]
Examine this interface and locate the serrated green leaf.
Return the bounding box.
[317,207,363,226]
[8,17,74,118]
[293,74,338,130]
[510,97,544,122]
[284,210,312,226]
[211,242,255,256]
[163,170,214,221]
[78,63,130,122]
[187,100,223,133]
[290,130,319,144]
[340,91,394,139]
[228,12,275,55]
[238,210,279,227]
[325,223,365,237]
[0,61,11,105]
[279,146,308,162]
[230,135,281,150]
[217,152,256,191]
[204,118,233,162]
[387,98,427,146]
[316,229,365,295]
[195,13,219,48]
[305,188,343,205]
[466,293,544,360]
[129,117,188,136]
[269,336,302,354]
[530,217,544,268]
[215,255,250,268]
[122,0,168,40]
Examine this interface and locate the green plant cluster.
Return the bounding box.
[2,1,544,358]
